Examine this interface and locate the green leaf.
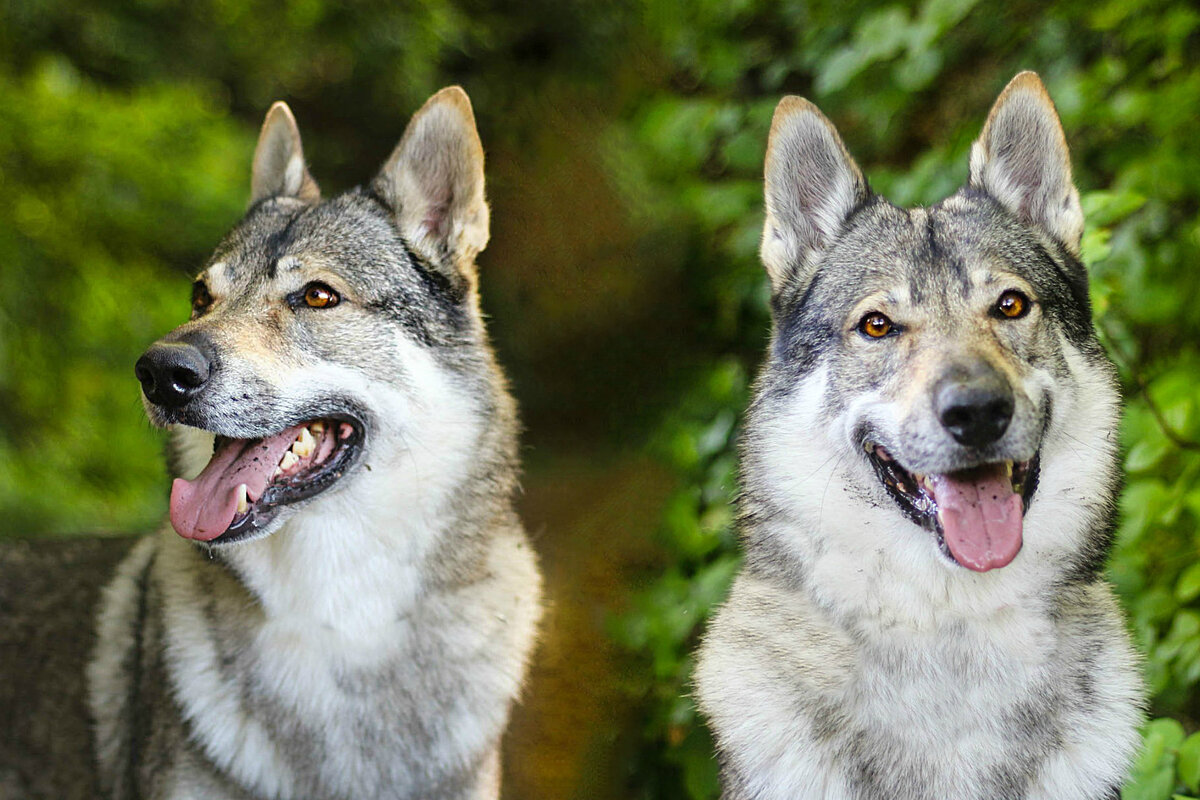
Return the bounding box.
[1177,564,1200,604]
[1083,189,1148,227]
[1180,733,1200,792]
[1127,437,1172,473]
[1123,767,1177,800]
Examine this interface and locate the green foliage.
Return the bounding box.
[612,361,746,799]
[0,58,250,535]
[1124,718,1200,800]
[611,0,1200,797]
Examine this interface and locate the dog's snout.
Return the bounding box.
[135,340,212,408]
[934,364,1014,448]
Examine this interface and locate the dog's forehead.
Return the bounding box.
[205,193,409,292]
[815,195,1064,310]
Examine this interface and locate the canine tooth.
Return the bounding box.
[236,484,249,514]
[1005,461,1014,477]
[280,450,300,471]
[310,421,325,435]
[293,427,315,458]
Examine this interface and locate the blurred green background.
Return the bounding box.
[2,1,1199,798]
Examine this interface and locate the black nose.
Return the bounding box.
[135,341,212,408]
[934,363,1014,448]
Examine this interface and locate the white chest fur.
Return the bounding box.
[696,575,1142,800]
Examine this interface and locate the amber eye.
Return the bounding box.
[858,312,894,339]
[995,290,1030,319]
[190,281,213,317]
[303,283,339,309]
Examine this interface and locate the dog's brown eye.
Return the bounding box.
[859,312,894,339]
[996,290,1029,319]
[191,281,213,317]
[303,283,339,309]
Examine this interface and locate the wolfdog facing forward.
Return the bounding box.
[695,72,1142,800]
[0,88,541,800]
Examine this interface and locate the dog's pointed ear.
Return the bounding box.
[761,96,869,294]
[373,86,489,286]
[969,72,1083,254]
[250,102,321,206]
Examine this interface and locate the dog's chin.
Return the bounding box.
[861,438,1041,572]
[165,413,367,548]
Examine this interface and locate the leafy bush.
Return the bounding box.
[0,59,250,535]
[612,1,1200,798]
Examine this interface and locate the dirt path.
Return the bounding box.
[502,450,674,800]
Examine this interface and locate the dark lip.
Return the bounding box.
[204,414,366,547]
[862,440,1041,567]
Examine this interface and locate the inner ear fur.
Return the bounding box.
[373,86,490,287]
[760,96,869,295]
[250,101,320,206]
[969,71,1084,254]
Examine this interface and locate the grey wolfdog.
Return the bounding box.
[694,72,1143,799]
[0,87,542,800]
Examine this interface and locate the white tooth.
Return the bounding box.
[280,450,300,471]
[236,484,249,515]
[310,421,325,435]
[293,427,315,458]
[272,467,282,479]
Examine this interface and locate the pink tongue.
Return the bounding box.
[925,465,1023,572]
[169,425,304,541]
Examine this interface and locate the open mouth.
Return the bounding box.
[865,442,1040,572]
[169,417,364,545]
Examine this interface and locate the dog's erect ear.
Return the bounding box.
[969,72,1083,254]
[761,96,869,293]
[250,102,320,206]
[373,86,489,285]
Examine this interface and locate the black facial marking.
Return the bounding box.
[263,211,304,267]
[1030,240,1093,345]
[772,272,836,376]
[364,264,470,349]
